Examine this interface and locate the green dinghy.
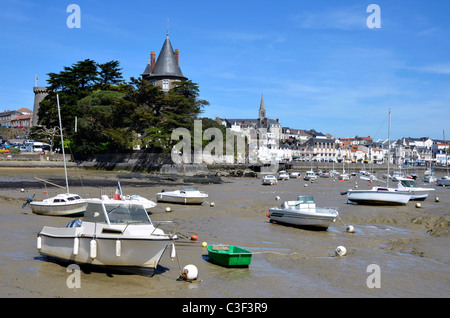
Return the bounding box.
[206,245,252,267]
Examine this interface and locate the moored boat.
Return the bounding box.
[303,170,317,181]
[262,175,278,185]
[156,186,208,204]
[396,178,434,200]
[345,187,412,205]
[37,198,177,275]
[30,193,87,216]
[206,244,252,267]
[268,196,338,230]
[28,94,87,217]
[278,171,290,180]
[437,176,450,186]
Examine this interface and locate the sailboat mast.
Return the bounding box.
[445,129,449,176]
[387,110,391,187]
[56,94,70,194]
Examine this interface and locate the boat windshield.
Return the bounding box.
[181,186,199,192]
[400,180,418,188]
[295,196,315,204]
[83,202,151,224]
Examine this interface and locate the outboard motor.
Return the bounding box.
[22,194,35,208]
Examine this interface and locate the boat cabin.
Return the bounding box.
[83,200,152,225]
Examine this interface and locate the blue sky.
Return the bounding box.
[1,0,449,140]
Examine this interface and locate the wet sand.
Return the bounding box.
[0,167,449,298]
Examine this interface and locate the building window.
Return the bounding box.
[163,80,169,89]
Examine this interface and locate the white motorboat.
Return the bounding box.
[345,187,412,205]
[262,175,278,185]
[338,173,350,181]
[423,170,437,183]
[37,198,177,275]
[392,171,406,181]
[303,170,317,181]
[290,171,301,178]
[109,181,157,212]
[156,186,208,204]
[278,171,290,180]
[396,178,435,200]
[437,176,450,186]
[123,195,157,211]
[268,196,338,230]
[28,95,87,216]
[30,193,87,216]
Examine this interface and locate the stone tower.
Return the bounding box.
[32,86,49,126]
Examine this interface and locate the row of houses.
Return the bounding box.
[217,99,449,165]
[0,108,33,129]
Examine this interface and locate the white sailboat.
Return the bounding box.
[345,110,412,205]
[29,94,87,216]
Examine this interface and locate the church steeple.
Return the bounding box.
[258,94,266,119]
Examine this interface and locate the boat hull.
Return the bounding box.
[157,194,206,204]
[347,189,411,205]
[268,208,337,230]
[31,201,87,216]
[37,228,172,272]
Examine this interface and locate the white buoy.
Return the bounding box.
[20,188,25,193]
[37,236,42,250]
[435,197,440,202]
[335,246,347,256]
[90,239,97,259]
[165,207,172,212]
[210,202,215,207]
[115,239,121,257]
[275,196,280,201]
[181,264,198,281]
[346,225,355,233]
[73,237,79,256]
[304,184,308,187]
[415,202,422,208]
[170,243,176,259]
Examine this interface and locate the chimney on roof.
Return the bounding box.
[174,49,179,66]
[150,51,156,71]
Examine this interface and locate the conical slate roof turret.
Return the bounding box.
[142,30,187,81]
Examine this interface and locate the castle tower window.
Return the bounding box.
[163,80,169,89]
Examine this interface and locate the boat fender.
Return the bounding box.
[170,243,176,259]
[90,239,97,259]
[37,236,42,250]
[115,240,121,257]
[73,237,79,255]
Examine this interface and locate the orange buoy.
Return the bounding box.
[266,212,270,218]
[43,190,47,194]
[190,235,198,241]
